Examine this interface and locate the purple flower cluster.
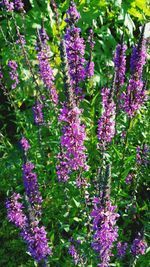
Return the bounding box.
[13,0,24,11]
[125,173,134,185]
[37,27,58,105]
[1,0,14,11]
[130,40,146,78]
[98,88,116,149]
[20,137,31,152]
[57,105,88,182]
[65,1,81,24]
[21,225,51,262]
[114,43,127,89]
[64,2,86,97]
[68,245,80,265]
[117,241,128,258]
[6,158,51,263]
[6,192,28,229]
[23,162,43,216]
[33,100,44,125]
[91,197,119,267]
[8,60,19,89]
[136,144,149,166]
[131,237,147,256]
[121,79,146,118]
[121,33,147,117]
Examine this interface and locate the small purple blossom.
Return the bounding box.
[117,242,128,258]
[6,192,28,229]
[1,0,14,11]
[8,60,19,89]
[114,43,127,89]
[33,100,44,125]
[125,173,134,185]
[136,144,149,166]
[22,162,43,217]
[131,237,147,256]
[14,0,24,11]
[68,245,80,265]
[86,29,95,78]
[21,225,51,262]
[16,34,26,45]
[20,137,31,152]
[98,88,116,149]
[91,198,119,267]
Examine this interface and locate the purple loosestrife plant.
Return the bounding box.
[13,0,24,12]
[57,105,88,182]
[21,225,52,263]
[8,60,19,89]
[131,236,147,256]
[6,192,28,229]
[114,43,127,91]
[125,173,134,185]
[23,162,43,218]
[37,27,58,105]
[20,137,31,152]
[64,1,86,98]
[136,144,149,166]
[91,197,119,267]
[33,100,44,125]
[121,28,147,117]
[1,0,14,11]
[97,88,116,149]
[117,241,128,258]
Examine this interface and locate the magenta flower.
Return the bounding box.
[20,137,31,152]
[114,43,127,89]
[136,144,149,166]
[6,193,28,229]
[98,88,116,149]
[57,105,88,182]
[91,198,119,267]
[117,241,128,258]
[8,60,19,89]
[131,237,147,256]
[21,225,51,263]
[36,27,58,105]
[33,100,44,125]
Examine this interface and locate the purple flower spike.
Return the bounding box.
[121,30,147,117]
[65,1,81,24]
[114,43,127,88]
[98,88,116,149]
[57,105,88,182]
[117,242,128,258]
[125,173,134,184]
[23,162,43,216]
[68,245,80,265]
[21,226,51,262]
[1,0,14,11]
[131,237,147,256]
[91,198,119,267]
[33,100,44,125]
[36,27,58,105]
[14,0,24,11]
[136,144,149,166]
[6,192,28,229]
[20,137,31,152]
[8,60,19,89]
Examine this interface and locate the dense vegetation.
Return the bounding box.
[0,0,150,266]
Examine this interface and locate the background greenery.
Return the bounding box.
[0,0,150,266]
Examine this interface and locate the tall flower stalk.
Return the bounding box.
[6,139,51,264]
[121,26,147,117]
[36,26,58,105]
